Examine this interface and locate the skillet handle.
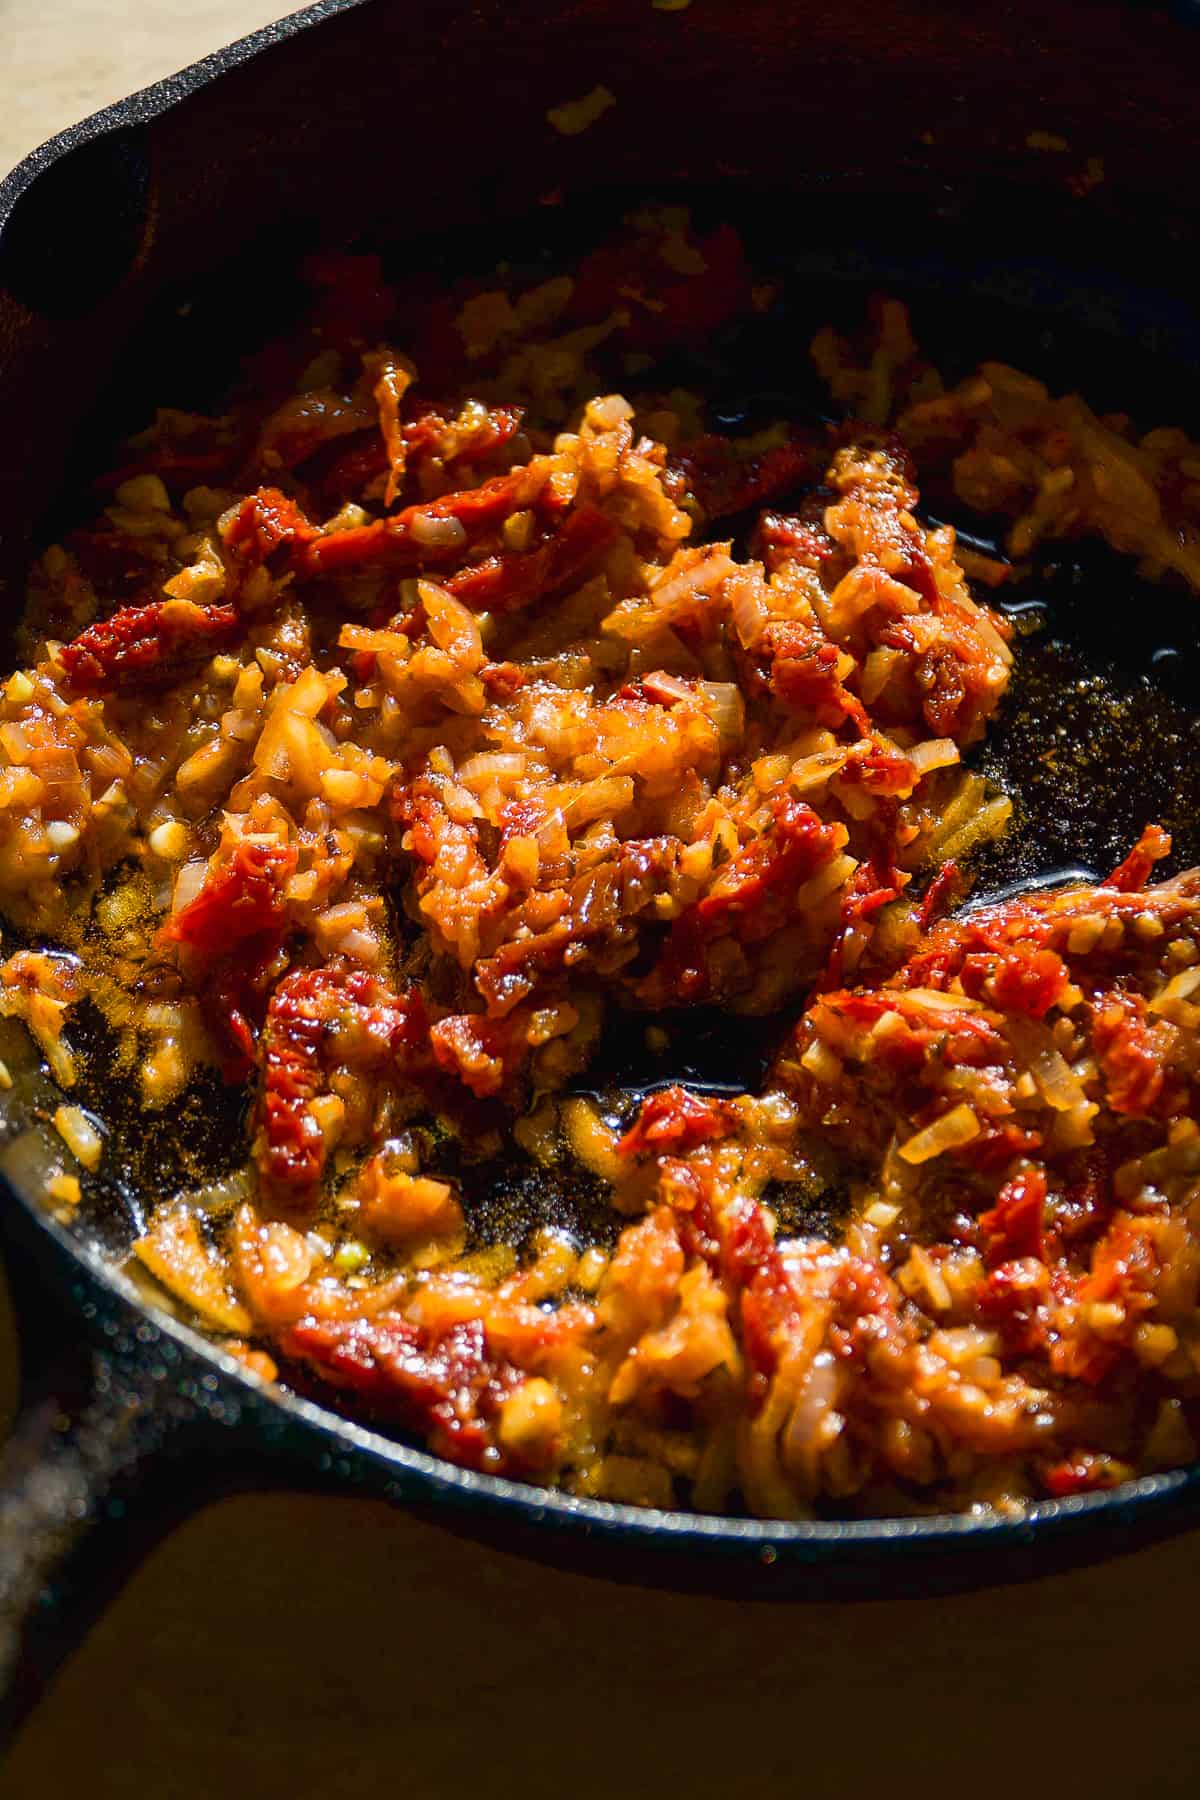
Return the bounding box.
[0,1214,254,1745]
[0,1338,176,1707]
[0,1216,324,1745]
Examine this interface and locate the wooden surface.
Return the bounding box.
[2,1430,1200,1796]
[0,1,301,177]
[3,7,1200,1792]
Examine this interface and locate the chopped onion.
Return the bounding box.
[457,752,528,786]
[223,707,261,743]
[172,859,209,912]
[904,614,943,652]
[782,1351,841,1462]
[644,671,697,705]
[969,608,1014,666]
[926,793,1013,864]
[800,1036,842,1083]
[54,1103,102,1171]
[338,623,410,657]
[1051,1100,1100,1150]
[1066,914,1108,955]
[753,753,793,791]
[420,579,484,659]
[565,774,635,827]
[1115,1135,1200,1200]
[903,987,983,1012]
[698,680,745,746]
[1005,1018,1087,1111]
[790,748,849,794]
[796,852,857,910]
[822,564,907,635]
[287,664,344,718]
[133,1203,252,1333]
[410,511,468,550]
[0,722,32,762]
[650,547,735,613]
[898,1103,981,1164]
[1150,965,1200,1014]
[560,1097,624,1181]
[587,393,634,430]
[897,1245,953,1314]
[728,565,770,647]
[908,737,960,777]
[442,781,483,823]
[88,742,128,784]
[860,646,902,705]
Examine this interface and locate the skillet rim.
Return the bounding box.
[0,0,365,227]
[1,0,1199,1562]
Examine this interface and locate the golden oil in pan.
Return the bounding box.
[970,554,1200,897]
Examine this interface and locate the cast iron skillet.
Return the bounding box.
[3,0,1200,1740]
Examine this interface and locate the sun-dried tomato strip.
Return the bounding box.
[257,965,428,1196]
[299,463,551,576]
[224,487,319,563]
[617,1086,739,1159]
[159,840,296,963]
[445,505,617,613]
[280,1313,552,1473]
[58,600,240,696]
[667,436,815,522]
[1106,822,1172,892]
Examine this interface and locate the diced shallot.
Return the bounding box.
[698,681,745,747]
[898,1103,981,1163]
[908,737,960,777]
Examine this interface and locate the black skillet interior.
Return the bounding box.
[2,0,1200,1602]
